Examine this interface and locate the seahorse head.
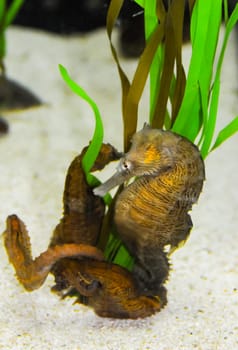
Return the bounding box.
[123,124,178,177]
[93,125,179,197]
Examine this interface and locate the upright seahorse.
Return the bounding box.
[94,125,205,295]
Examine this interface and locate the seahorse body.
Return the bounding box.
[3,144,120,292]
[95,126,205,295]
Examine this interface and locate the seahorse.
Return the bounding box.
[94,125,205,295]
[3,142,165,318]
[3,143,120,291]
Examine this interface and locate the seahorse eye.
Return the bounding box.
[118,159,132,174]
[122,160,129,171]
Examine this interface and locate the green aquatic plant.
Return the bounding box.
[0,0,24,74]
[171,0,238,158]
[59,65,104,188]
[60,0,238,268]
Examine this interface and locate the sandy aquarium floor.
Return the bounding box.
[0,26,237,350]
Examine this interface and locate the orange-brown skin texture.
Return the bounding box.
[3,215,104,291]
[114,127,205,294]
[94,126,205,295]
[52,259,164,319]
[3,142,163,318]
[3,144,118,291]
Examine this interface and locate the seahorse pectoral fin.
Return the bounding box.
[168,239,187,256]
[3,214,104,291]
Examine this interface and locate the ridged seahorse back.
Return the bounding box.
[115,129,205,249]
[113,128,205,295]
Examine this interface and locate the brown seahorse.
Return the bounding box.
[3,142,164,318]
[94,125,205,295]
[3,143,120,291]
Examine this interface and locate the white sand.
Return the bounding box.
[0,26,237,350]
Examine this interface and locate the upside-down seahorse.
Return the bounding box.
[3,142,165,318]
